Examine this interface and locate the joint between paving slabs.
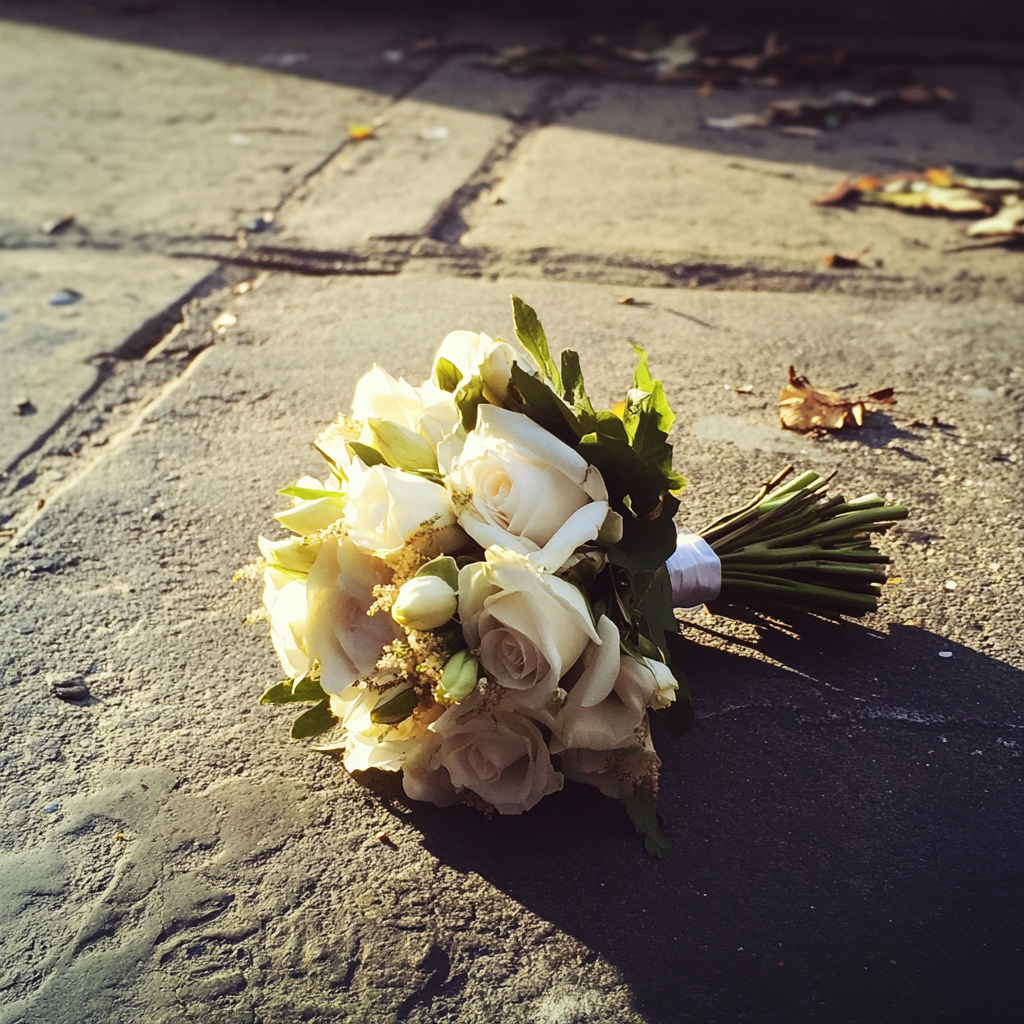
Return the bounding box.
[0,264,261,559]
[419,78,571,245]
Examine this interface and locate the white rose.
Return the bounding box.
[304,536,402,696]
[448,405,611,568]
[261,566,310,681]
[274,474,346,536]
[558,731,661,801]
[258,533,321,577]
[343,461,459,558]
[429,691,563,814]
[401,733,458,807]
[329,685,424,769]
[352,365,458,448]
[551,617,678,752]
[432,330,524,404]
[459,546,600,707]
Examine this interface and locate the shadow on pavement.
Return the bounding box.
[366,619,1024,1023]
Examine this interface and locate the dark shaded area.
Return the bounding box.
[367,620,1024,1023]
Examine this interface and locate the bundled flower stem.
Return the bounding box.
[700,466,908,618]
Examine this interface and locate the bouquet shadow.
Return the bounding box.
[364,618,1024,1024]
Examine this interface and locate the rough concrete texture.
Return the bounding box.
[1,5,1023,1024]
[280,58,548,249]
[0,18,407,246]
[462,72,1024,299]
[0,249,216,469]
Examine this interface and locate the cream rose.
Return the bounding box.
[458,546,600,708]
[448,405,611,567]
[352,364,458,448]
[261,566,310,682]
[304,536,402,696]
[343,461,459,558]
[558,732,661,800]
[429,691,563,814]
[551,616,678,752]
[273,474,347,537]
[431,329,523,404]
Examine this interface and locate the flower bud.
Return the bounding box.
[367,418,438,474]
[436,649,480,703]
[392,575,457,630]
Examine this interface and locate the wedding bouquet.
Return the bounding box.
[258,297,906,854]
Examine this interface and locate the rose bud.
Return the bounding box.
[391,575,457,630]
[436,649,481,703]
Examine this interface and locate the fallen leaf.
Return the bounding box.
[781,125,823,137]
[212,312,238,331]
[778,366,894,432]
[618,296,636,305]
[924,167,954,187]
[823,252,865,268]
[705,113,769,130]
[813,166,1021,225]
[348,122,375,140]
[864,183,989,214]
[48,289,83,307]
[40,215,75,235]
[966,196,1024,236]
[653,27,708,75]
[812,178,857,205]
[898,84,932,105]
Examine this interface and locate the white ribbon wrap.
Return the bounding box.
[666,532,722,607]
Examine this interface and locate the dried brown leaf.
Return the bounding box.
[812,178,856,205]
[778,366,895,433]
[822,252,865,268]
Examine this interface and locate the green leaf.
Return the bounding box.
[370,688,419,725]
[454,372,488,431]
[594,409,630,443]
[614,492,681,572]
[506,362,583,446]
[631,345,675,434]
[634,565,677,652]
[512,295,561,391]
[261,676,328,705]
[290,699,337,740]
[434,356,462,393]
[416,554,460,592]
[579,432,665,517]
[623,791,671,858]
[347,441,389,467]
[659,631,695,739]
[278,485,341,501]
[560,349,596,428]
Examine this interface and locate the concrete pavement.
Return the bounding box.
[1,5,1022,1023]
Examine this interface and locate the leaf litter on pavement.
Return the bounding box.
[479,26,853,86]
[813,167,1024,246]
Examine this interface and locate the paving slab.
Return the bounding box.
[0,248,217,473]
[1,269,1021,1023]
[0,19,403,246]
[462,73,1024,297]
[277,57,548,250]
